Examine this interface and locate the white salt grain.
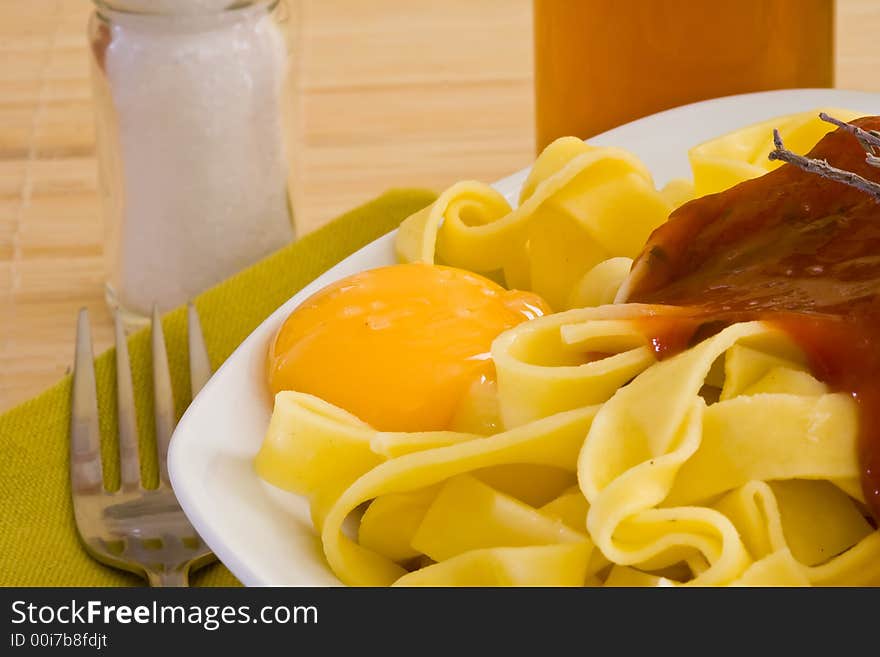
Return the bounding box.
[98,4,294,316]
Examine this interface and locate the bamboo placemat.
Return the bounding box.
[1,0,878,412]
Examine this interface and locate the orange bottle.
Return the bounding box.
[534,0,834,151]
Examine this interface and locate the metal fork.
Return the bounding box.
[70,304,215,586]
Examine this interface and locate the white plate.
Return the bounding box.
[168,89,880,586]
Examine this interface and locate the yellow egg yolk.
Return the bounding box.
[267,263,550,432]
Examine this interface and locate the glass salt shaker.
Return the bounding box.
[88,0,297,323]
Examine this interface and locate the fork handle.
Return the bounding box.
[147,568,189,587]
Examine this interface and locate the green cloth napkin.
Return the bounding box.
[0,189,436,587]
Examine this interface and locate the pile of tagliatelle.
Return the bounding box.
[256,108,880,586]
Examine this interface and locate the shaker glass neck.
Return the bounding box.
[92,1,274,16]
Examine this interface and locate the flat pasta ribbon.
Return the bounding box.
[256,108,879,586]
[256,318,880,585]
[257,390,600,585]
[576,320,878,585]
[689,107,861,197]
[491,304,667,428]
[395,139,674,310]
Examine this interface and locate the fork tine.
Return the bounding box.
[114,313,141,490]
[151,305,175,485]
[187,302,211,398]
[70,308,103,494]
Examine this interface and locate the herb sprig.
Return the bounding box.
[768,113,880,203]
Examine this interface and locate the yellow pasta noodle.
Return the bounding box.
[256,109,880,587]
[392,544,594,587]
[410,474,587,562]
[395,108,862,314]
[256,317,880,585]
[689,107,861,197]
[358,486,440,563]
[490,304,659,428]
[579,321,878,585]
[566,257,633,309]
[395,139,672,310]
[256,316,879,586]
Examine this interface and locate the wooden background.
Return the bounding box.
[1,0,878,412]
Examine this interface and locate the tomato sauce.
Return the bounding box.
[625,117,880,519]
